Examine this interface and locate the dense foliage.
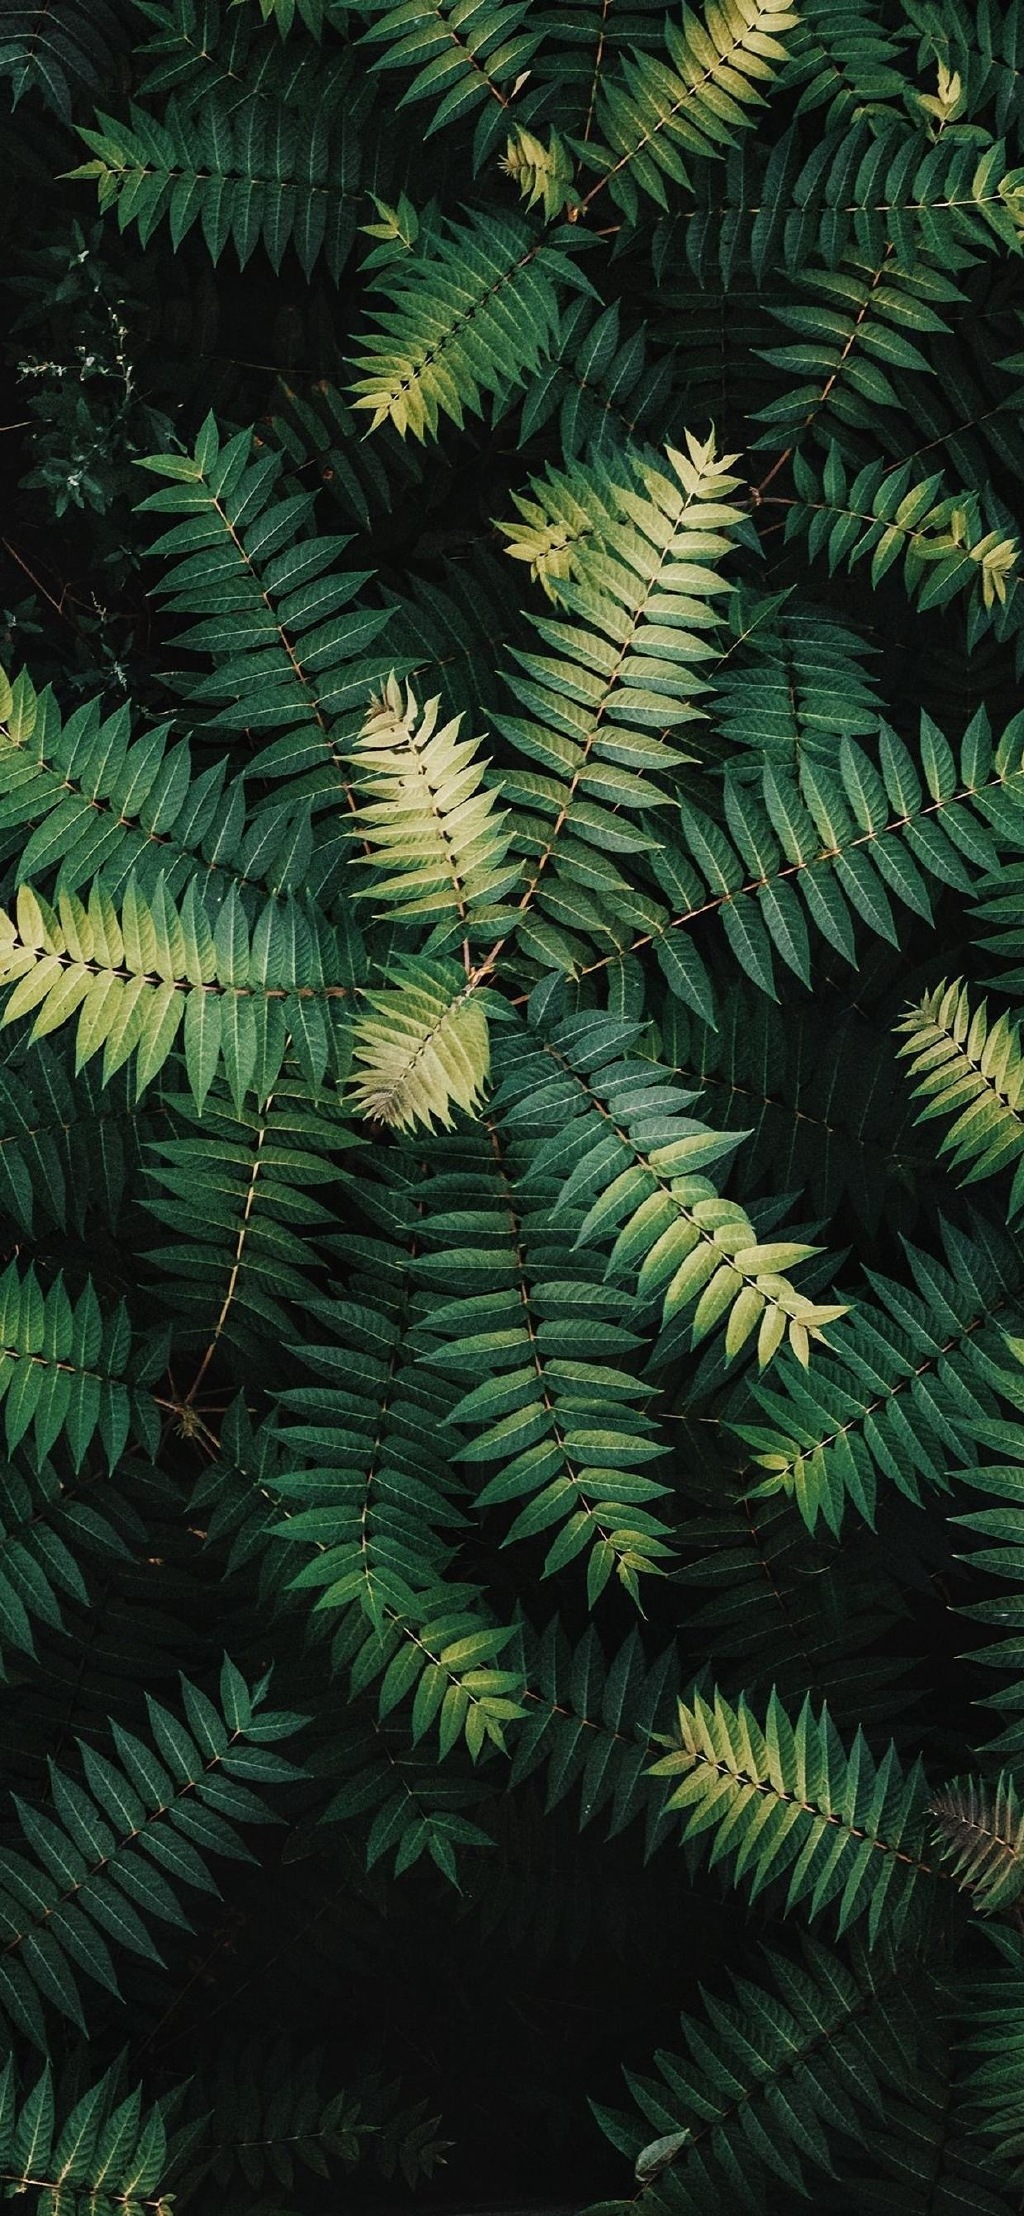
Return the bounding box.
[7,0,1024,2208]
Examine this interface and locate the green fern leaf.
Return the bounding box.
[0,660,280,904]
[348,209,590,439]
[270,1311,468,1632]
[0,0,127,119]
[500,126,577,221]
[897,979,1024,1213]
[780,0,910,126]
[0,1662,303,2047]
[509,1617,681,1849]
[786,443,1021,628]
[754,256,964,455]
[651,1685,933,1940]
[135,410,395,811]
[733,1215,1024,1532]
[709,593,883,766]
[581,0,799,219]
[516,297,679,465]
[317,1710,495,1880]
[0,1260,156,1473]
[413,1115,676,1604]
[492,1007,846,1369]
[930,1772,1024,1913]
[627,705,1024,1007]
[143,1074,359,1364]
[592,1938,929,2211]
[0,875,352,1110]
[684,121,1024,283]
[241,0,335,34]
[0,2055,171,2214]
[961,1947,1024,2188]
[496,430,748,966]
[356,0,541,162]
[674,1462,912,1730]
[66,90,361,279]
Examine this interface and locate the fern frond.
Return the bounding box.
[784,443,1021,631]
[356,0,541,164]
[413,1116,676,1604]
[0,2054,172,2214]
[209,1182,525,1770]
[168,2035,365,2200]
[381,552,524,723]
[0,0,129,119]
[780,0,911,126]
[681,122,1024,285]
[508,1618,681,1849]
[754,255,963,455]
[651,1686,933,1941]
[0,661,278,903]
[269,368,427,537]
[348,674,513,933]
[500,125,576,220]
[581,0,799,219]
[630,706,1023,1008]
[0,1459,209,1776]
[0,1038,140,1237]
[317,1709,496,1879]
[517,296,679,465]
[592,1938,928,2211]
[930,1772,1024,1913]
[709,593,883,768]
[497,431,747,967]
[674,1465,912,1730]
[492,1007,846,1368]
[142,1074,358,1364]
[966,839,1024,996]
[649,304,783,470]
[495,448,614,600]
[0,874,353,1111]
[319,1589,525,1769]
[131,0,254,105]
[188,1395,299,1618]
[837,122,1024,269]
[896,980,1024,1214]
[133,0,345,112]
[906,0,1024,147]
[266,1187,472,1632]
[135,410,395,809]
[348,209,588,439]
[961,1953,1024,2186]
[663,986,925,1233]
[843,2039,1018,2215]
[0,1452,134,1677]
[0,1259,157,1473]
[952,1362,1024,1761]
[359,2078,450,2184]
[66,89,361,279]
[0,1660,303,2046]
[349,956,491,1131]
[733,1215,1024,1533]
[242,0,335,34]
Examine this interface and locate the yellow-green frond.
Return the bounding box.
[350,958,490,1131]
[0,876,349,1109]
[583,0,800,217]
[349,675,512,931]
[499,127,576,222]
[896,979,1024,1214]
